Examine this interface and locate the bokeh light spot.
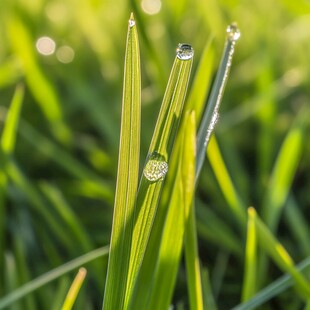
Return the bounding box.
[56,45,75,63]
[141,0,161,15]
[36,36,56,55]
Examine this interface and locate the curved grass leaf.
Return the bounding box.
[0,247,109,309]
[61,268,87,310]
[232,257,310,310]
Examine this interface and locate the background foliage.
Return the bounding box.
[0,0,310,309]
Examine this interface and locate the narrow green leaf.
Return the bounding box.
[196,24,240,181]
[61,268,87,310]
[232,257,310,310]
[129,38,214,309]
[0,84,24,290]
[251,207,310,299]
[185,200,204,310]
[0,247,108,309]
[148,111,196,310]
[242,208,257,301]
[102,13,141,310]
[201,268,217,310]
[125,43,193,307]
[1,84,24,154]
[207,136,246,225]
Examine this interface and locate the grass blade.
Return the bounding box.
[232,257,310,310]
[102,13,141,310]
[242,208,257,301]
[251,207,310,299]
[61,268,87,310]
[0,247,108,309]
[0,84,24,291]
[125,43,193,307]
[196,24,240,181]
[184,200,204,310]
[147,111,196,310]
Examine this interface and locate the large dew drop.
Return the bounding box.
[226,23,241,42]
[176,43,194,60]
[143,152,168,182]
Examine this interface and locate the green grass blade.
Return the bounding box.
[185,200,204,310]
[1,84,24,154]
[125,43,193,307]
[102,13,141,310]
[196,24,240,181]
[201,268,217,310]
[148,111,196,310]
[61,268,87,310]
[0,84,24,290]
[0,247,108,309]
[207,136,246,225]
[242,208,257,301]
[232,257,310,310]
[251,207,310,299]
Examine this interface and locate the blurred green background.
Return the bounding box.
[1,0,310,308]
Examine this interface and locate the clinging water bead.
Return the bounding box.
[226,23,241,42]
[143,152,168,182]
[176,43,194,60]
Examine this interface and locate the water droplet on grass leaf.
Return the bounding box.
[226,23,241,42]
[143,152,168,182]
[176,43,194,60]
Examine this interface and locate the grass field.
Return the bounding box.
[1,0,310,309]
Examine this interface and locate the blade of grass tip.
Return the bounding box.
[148,111,196,310]
[196,23,240,182]
[251,207,310,299]
[61,268,87,310]
[242,208,257,302]
[0,84,24,291]
[232,257,310,310]
[0,246,109,309]
[125,42,194,307]
[201,268,218,310]
[126,38,214,310]
[102,13,141,310]
[184,200,204,310]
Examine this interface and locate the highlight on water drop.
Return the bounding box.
[143,152,168,182]
[226,23,241,42]
[176,43,194,60]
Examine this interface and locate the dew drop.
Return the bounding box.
[143,152,168,182]
[176,43,194,60]
[226,23,241,42]
[129,18,136,27]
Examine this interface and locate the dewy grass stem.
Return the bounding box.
[196,23,240,182]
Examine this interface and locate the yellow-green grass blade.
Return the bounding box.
[0,84,24,291]
[185,200,204,310]
[148,111,196,310]
[262,109,306,231]
[0,247,108,309]
[102,13,141,310]
[251,207,310,299]
[61,268,87,310]
[6,16,70,143]
[125,43,193,307]
[207,136,246,225]
[232,257,310,310]
[242,208,257,302]
[127,39,212,308]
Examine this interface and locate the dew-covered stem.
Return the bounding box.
[196,24,240,182]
